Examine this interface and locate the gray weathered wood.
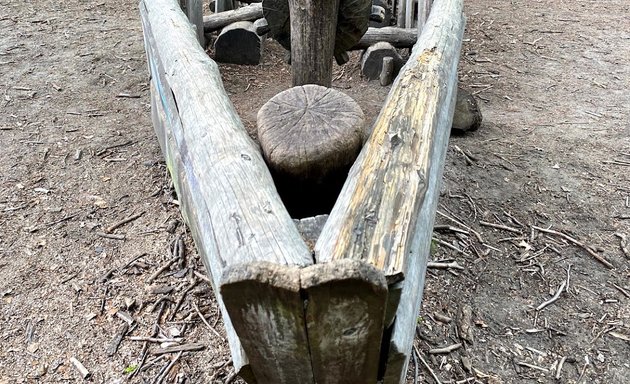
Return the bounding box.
[361,42,403,80]
[351,26,417,50]
[405,0,413,28]
[257,85,365,181]
[383,1,465,382]
[379,56,395,86]
[315,0,463,280]
[396,0,406,27]
[216,0,236,12]
[288,0,340,86]
[220,262,314,384]
[301,260,388,384]
[417,0,432,35]
[257,85,365,217]
[214,21,262,65]
[203,3,263,32]
[140,0,313,381]
[179,0,205,44]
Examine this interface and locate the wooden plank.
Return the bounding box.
[288,0,340,87]
[140,0,313,381]
[314,0,464,282]
[179,0,205,44]
[301,260,388,384]
[220,262,314,384]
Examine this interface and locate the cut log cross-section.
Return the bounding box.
[214,21,262,65]
[257,84,365,217]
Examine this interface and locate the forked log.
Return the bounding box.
[314,0,465,381]
[140,0,313,381]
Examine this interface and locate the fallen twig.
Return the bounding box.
[555,356,567,379]
[515,361,548,372]
[152,342,205,355]
[614,233,629,258]
[107,323,129,356]
[104,211,145,234]
[193,301,225,341]
[96,231,126,240]
[479,220,521,233]
[536,280,567,311]
[146,258,179,284]
[611,283,630,299]
[432,237,470,256]
[153,351,183,384]
[414,345,442,384]
[532,226,614,268]
[429,343,462,354]
[427,261,465,270]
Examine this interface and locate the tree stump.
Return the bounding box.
[214,21,262,65]
[361,41,404,80]
[257,85,365,217]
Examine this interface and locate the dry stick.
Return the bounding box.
[433,224,470,235]
[104,211,145,233]
[169,280,199,321]
[536,280,567,311]
[515,361,548,372]
[555,356,567,379]
[614,233,629,258]
[611,283,630,299]
[154,351,183,384]
[437,210,484,243]
[576,357,589,384]
[412,345,419,384]
[432,237,470,256]
[192,270,213,285]
[532,226,614,269]
[413,345,442,384]
[152,342,206,355]
[146,258,178,283]
[429,343,462,354]
[427,261,465,270]
[70,357,90,379]
[192,301,225,341]
[479,220,521,233]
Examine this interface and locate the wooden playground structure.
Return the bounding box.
[140,0,466,382]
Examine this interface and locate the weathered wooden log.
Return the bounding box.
[179,0,204,44]
[351,26,417,50]
[214,21,262,65]
[253,17,270,36]
[452,88,483,132]
[379,56,395,86]
[203,3,263,32]
[313,0,465,381]
[301,260,388,384]
[257,84,365,217]
[288,0,340,86]
[220,263,313,383]
[361,42,404,80]
[140,1,313,382]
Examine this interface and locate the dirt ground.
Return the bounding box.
[1,0,628,383]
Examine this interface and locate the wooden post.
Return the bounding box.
[417,0,432,35]
[288,0,340,87]
[179,0,205,44]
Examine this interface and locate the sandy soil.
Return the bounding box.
[0,0,628,383]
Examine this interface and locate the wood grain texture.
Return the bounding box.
[203,3,263,32]
[351,27,417,50]
[314,0,464,283]
[301,260,388,384]
[179,0,204,44]
[288,0,340,86]
[257,85,364,180]
[140,0,313,381]
[220,262,314,384]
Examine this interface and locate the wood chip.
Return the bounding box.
[70,357,90,379]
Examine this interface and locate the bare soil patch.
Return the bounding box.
[0,0,628,383]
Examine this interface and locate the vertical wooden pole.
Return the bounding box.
[288,0,340,87]
[417,0,432,35]
[396,0,406,27]
[180,0,205,45]
[405,0,414,28]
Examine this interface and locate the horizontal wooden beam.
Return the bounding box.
[140,0,313,381]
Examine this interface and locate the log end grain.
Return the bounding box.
[361,42,404,80]
[214,21,262,65]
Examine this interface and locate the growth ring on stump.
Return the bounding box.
[257,84,365,217]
